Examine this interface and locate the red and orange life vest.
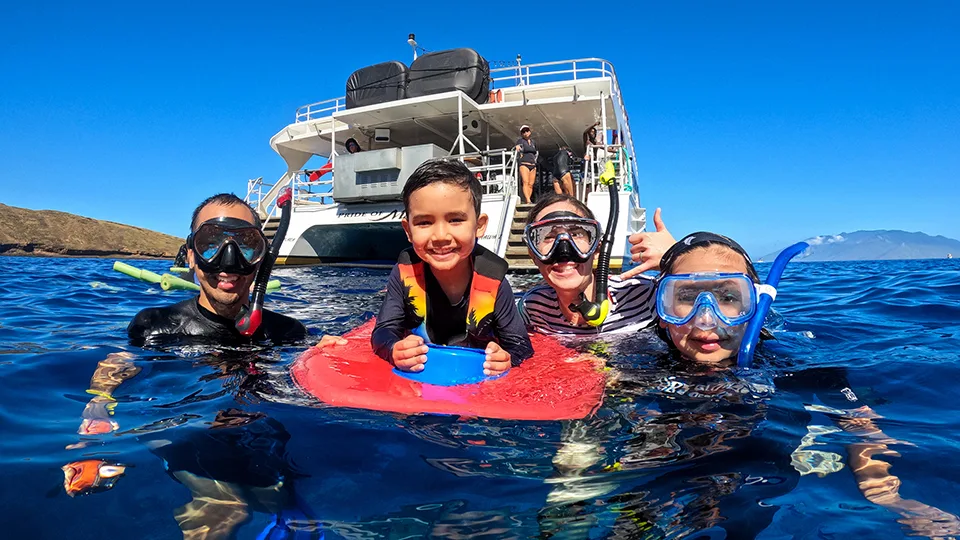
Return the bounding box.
[396,244,508,345]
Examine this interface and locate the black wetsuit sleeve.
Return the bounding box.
[493,279,534,366]
[775,367,859,409]
[126,307,172,347]
[261,311,308,344]
[371,265,410,363]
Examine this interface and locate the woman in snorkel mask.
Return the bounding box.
[655,232,762,363]
[519,193,660,335]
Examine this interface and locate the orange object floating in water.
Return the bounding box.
[62,459,126,497]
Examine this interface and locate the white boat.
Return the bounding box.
[244,46,647,272]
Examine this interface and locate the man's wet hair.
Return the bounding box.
[402,158,482,217]
[526,193,595,226]
[190,193,262,232]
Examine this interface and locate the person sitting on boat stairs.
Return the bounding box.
[127,193,307,347]
[515,125,538,204]
[315,159,535,376]
[306,136,363,182]
[650,231,960,536]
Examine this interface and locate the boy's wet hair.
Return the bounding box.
[525,193,595,226]
[190,193,262,232]
[402,159,482,217]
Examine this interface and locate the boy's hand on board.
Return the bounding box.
[483,342,511,376]
[393,335,429,372]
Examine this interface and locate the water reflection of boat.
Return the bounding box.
[243,42,646,271]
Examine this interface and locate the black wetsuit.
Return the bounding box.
[553,147,574,179]
[127,297,307,348]
[516,137,537,167]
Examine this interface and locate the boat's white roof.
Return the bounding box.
[269,58,631,171]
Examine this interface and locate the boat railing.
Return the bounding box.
[295,97,346,124]
[580,144,632,200]
[245,176,284,225]
[277,148,515,210]
[488,57,615,89]
[291,171,335,206]
[456,148,518,198]
[294,57,618,124]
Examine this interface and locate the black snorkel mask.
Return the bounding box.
[524,211,601,265]
[187,217,267,276]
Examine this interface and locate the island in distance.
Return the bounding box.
[761,230,959,262]
[0,203,182,258]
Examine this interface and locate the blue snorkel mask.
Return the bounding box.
[656,272,762,329]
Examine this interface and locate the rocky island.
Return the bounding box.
[0,203,182,258]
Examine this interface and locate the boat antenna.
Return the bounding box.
[408,33,419,61]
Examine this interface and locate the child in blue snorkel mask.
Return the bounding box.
[655,232,762,364]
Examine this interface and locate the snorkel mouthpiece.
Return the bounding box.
[570,293,610,327]
[571,160,619,326]
[236,188,293,336]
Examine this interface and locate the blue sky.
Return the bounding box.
[1,1,957,257]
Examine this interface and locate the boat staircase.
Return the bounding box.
[262,219,281,243]
[503,203,537,272]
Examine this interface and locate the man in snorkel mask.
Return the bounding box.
[127,193,306,347]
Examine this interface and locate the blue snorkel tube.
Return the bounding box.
[736,241,809,368]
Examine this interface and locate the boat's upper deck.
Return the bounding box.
[270,58,636,172]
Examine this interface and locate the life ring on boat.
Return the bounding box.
[488,89,503,103]
[290,319,606,420]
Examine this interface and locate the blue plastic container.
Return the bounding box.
[393,343,497,386]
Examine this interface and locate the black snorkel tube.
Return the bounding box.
[570,160,619,326]
[235,187,293,336]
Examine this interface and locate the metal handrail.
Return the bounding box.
[291,170,335,206]
[450,148,518,197]
[295,97,346,124]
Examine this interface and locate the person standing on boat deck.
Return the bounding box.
[551,147,576,197]
[307,136,363,182]
[515,125,538,204]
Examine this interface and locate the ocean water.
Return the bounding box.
[1,256,959,539]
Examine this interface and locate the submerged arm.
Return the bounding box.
[77,352,141,435]
[840,406,960,537]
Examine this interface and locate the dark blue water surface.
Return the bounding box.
[2,256,959,539]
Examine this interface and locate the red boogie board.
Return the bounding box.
[291,319,606,420]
